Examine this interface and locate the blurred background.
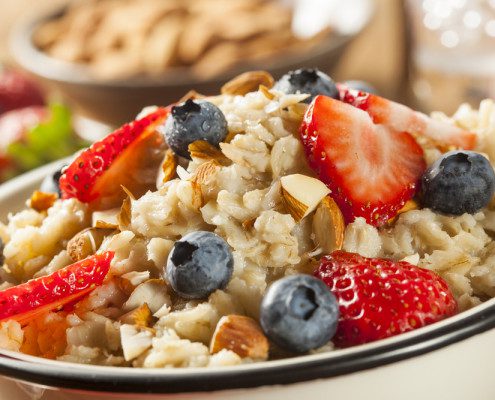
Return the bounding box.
[0,0,493,182]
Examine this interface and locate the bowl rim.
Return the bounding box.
[0,162,494,394]
[9,2,372,89]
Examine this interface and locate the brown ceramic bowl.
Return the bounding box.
[10,3,373,127]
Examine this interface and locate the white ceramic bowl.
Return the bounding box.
[1,162,495,400]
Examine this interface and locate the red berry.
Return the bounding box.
[59,107,169,209]
[0,70,45,114]
[0,252,114,324]
[315,251,457,348]
[300,95,426,226]
[0,106,47,150]
[338,85,477,150]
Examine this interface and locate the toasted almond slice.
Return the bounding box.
[398,199,418,214]
[121,271,150,287]
[210,315,268,360]
[221,70,275,96]
[119,303,153,328]
[189,159,220,185]
[29,191,58,212]
[92,208,120,229]
[120,324,153,362]
[388,199,419,224]
[118,195,132,230]
[123,279,171,314]
[188,140,230,165]
[313,196,345,253]
[156,149,177,189]
[281,174,330,221]
[67,227,111,262]
[259,84,275,100]
[191,180,204,210]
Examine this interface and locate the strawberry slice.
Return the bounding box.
[59,107,169,209]
[0,252,113,324]
[300,95,426,226]
[338,85,477,150]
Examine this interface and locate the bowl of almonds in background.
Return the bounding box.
[10,0,373,126]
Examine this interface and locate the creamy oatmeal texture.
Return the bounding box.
[0,85,494,367]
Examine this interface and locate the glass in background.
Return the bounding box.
[405,0,495,114]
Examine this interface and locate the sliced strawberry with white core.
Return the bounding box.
[300,95,426,226]
[338,85,477,150]
[0,252,113,324]
[59,107,169,209]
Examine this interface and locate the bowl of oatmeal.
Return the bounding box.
[0,69,495,399]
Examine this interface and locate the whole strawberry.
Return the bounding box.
[315,251,457,348]
[0,69,44,114]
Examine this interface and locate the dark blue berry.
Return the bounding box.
[274,69,339,103]
[260,275,339,353]
[166,231,234,299]
[40,164,66,197]
[343,80,377,94]
[420,150,495,215]
[160,99,228,159]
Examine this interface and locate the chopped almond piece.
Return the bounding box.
[210,315,268,360]
[29,191,58,212]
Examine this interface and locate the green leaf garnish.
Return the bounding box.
[6,103,89,172]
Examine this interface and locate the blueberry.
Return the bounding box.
[40,164,66,197]
[160,99,228,159]
[343,80,377,94]
[166,231,234,299]
[420,150,495,215]
[274,68,339,103]
[260,275,339,353]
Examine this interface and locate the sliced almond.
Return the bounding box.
[123,279,171,314]
[210,315,268,360]
[92,208,120,229]
[29,191,58,212]
[117,185,136,230]
[121,271,151,287]
[117,272,152,299]
[191,181,204,210]
[221,70,274,96]
[280,174,330,221]
[312,196,345,253]
[388,199,419,224]
[259,84,275,100]
[119,303,153,328]
[120,324,153,362]
[189,159,220,185]
[67,227,111,262]
[120,185,136,201]
[188,140,230,165]
[156,149,177,189]
[118,195,132,230]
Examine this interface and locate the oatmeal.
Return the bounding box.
[0,69,494,366]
